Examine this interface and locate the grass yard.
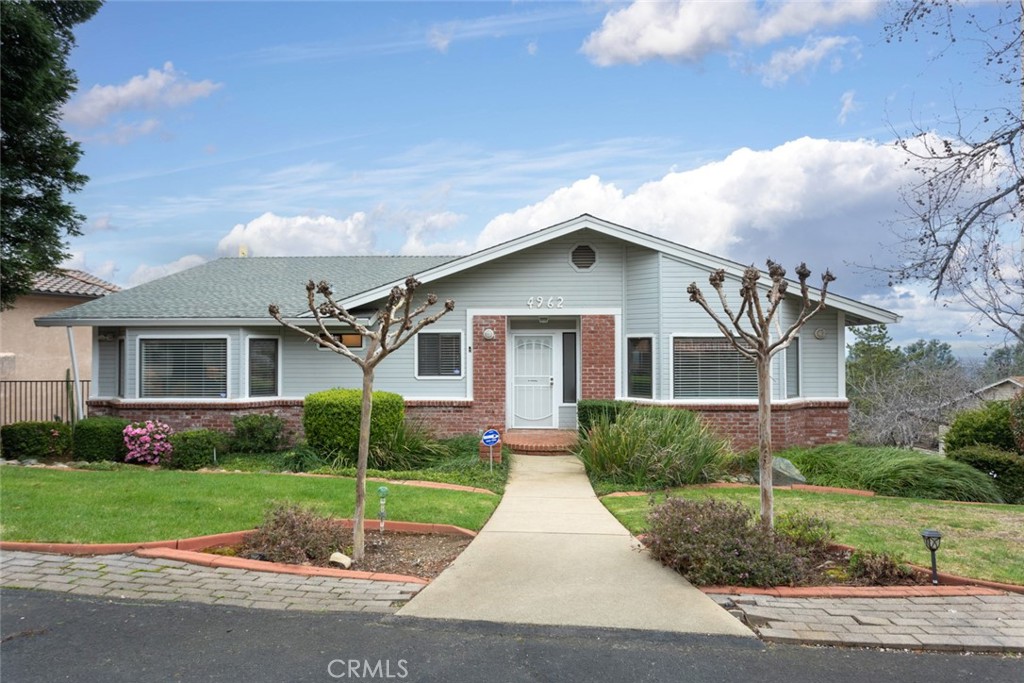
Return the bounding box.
[0,467,499,544]
[602,487,1024,586]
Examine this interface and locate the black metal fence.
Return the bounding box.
[0,380,91,426]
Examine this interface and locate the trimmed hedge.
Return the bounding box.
[232,413,284,453]
[165,429,231,471]
[303,388,404,464]
[1010,392,1024,455]
[945,401,1015,453]
[577,399,630,434]
[72,416,130,462]
[0,421,72,460]
[948,445,1024,505]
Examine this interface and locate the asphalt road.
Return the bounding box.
[1,589,1019,683]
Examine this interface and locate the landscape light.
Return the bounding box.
[920,529,943,585]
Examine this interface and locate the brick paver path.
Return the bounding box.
[1,550,421,613]
[713,594,1024,653]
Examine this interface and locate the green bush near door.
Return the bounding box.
[303,388,404,463]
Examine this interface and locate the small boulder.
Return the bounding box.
[329,552,352,569]
[751,456,806,487]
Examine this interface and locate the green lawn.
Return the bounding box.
[0,467,499,543]
[602,487,1024,586]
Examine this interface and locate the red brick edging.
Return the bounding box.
[0,521,476,585]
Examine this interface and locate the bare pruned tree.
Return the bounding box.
[270,276,454,561]
[885,0,1023,344]
[688,261,834,527]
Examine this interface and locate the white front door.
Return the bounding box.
[512,334,555,428]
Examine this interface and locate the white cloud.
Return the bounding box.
[526,40,539,56]
[859,284,982,349]
[62,252,119,282]
[89,214,116,233]
[64,62,222,128]
[582,1,754,65]
[477,137,919,298]
[582,0,879,82]
[216,212,376,258]
[400,211,471,255]
[837,90,860,124]
[428,27,452,53]
[92,119,162,145]
[127,254,206,287]
[757,36,857,86]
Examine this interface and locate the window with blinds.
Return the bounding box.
[140,339,227,398]
[786,338,800,399]
[627,337,653,399]
[249,338,278,397]
[417,332,462,377]
[672,337,757,399]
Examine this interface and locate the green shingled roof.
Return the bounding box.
[38,255,459,322]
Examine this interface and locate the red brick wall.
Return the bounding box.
[581,315,616,400]
[403,314,508,438]
[87,399,306,444]
[657,400,849,451]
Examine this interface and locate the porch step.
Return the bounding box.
[503,429,578,456]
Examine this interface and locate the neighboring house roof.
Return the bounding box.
[35,214,899,327]
[31,269,121,299]
[972,376,1024,398]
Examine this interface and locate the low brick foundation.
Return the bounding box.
[669,400,849,451]
[87,398,848,451]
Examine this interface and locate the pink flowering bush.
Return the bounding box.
[123,420,174,465]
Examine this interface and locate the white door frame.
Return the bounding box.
[509,331,560,429]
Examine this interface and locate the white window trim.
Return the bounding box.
[243,334,282,399]
[137,334,232,400]
[414,329,465,381]
[668,332,759,401]
[625,334,656,400]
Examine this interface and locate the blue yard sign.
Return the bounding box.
[481,429,501,447]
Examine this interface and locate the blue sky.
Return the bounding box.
[59,1,1016,354]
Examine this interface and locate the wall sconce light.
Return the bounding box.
[921,529,943,585]
[482,329,496,341]
[538,317,549,324]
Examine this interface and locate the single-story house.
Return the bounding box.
[35,215,899,449]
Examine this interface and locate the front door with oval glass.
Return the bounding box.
[512,334,555,428]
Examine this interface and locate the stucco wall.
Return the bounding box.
[0,294,94,381]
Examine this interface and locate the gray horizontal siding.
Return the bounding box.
[95,338,119,397]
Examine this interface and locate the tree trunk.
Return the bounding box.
[757,354,774,528]
[352,366,375,562]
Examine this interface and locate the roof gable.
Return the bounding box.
[31,269,120,298]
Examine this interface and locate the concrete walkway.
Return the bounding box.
[397,455,753,637]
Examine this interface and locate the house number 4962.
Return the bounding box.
[527,296,564,309]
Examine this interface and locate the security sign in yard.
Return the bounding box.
[481,429,501,447]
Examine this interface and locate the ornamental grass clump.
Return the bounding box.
[575,407,728,489]
[645,497,826,587]
[122,420,173,465]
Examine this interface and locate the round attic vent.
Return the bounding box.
[571,244,597,270]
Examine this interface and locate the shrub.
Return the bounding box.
[232,413,284,453]
[123,420,174,465]
[848,550,915,584]
[0,421,72,460]
[369,420,450,471]
[1009,392,1024,455]
[576,399,630,435]
[784,444,1004,503]
[575,407,729,489]
[645,497,817,587]
[945,401,1015,453]
[775,510,833,557]
[164,429,229,470]
[73,416,130,462]
[303,388,404,464]
[948,445,1024,505]
[240,503,348,565]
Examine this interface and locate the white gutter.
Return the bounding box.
[66,326,83,421]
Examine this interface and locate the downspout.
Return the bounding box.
[66,326,84,421]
